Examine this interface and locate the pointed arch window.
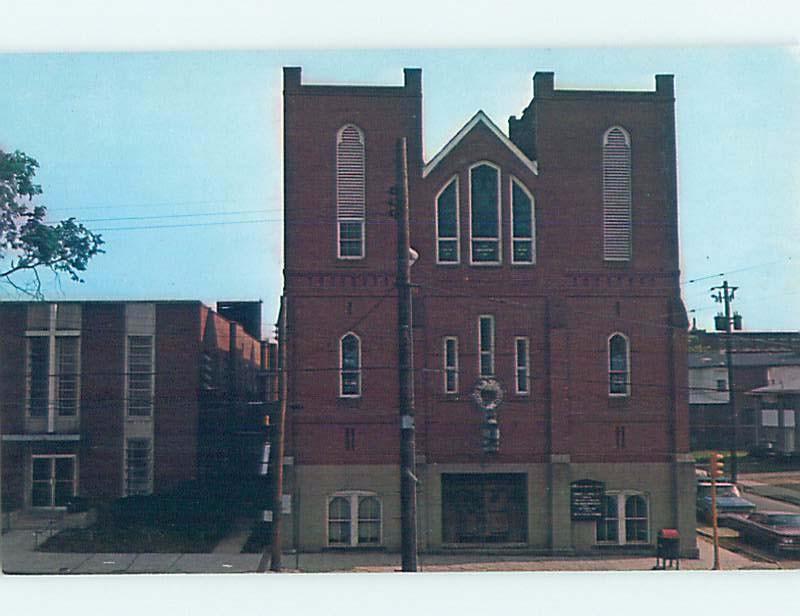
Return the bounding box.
[608,332,630,396]
[337,125,365,259]
[603,126,632,261]
[436,177,459,263]
[340,332,361,397]
[469,163,501,264]
[510,177,534,264]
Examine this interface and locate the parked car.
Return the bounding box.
[696,481,757,520]
[726,511,800,555]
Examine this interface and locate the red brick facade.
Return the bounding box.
[0,301,264,512]
[282,67,696,555]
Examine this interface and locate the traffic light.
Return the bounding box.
[709,451,725,479]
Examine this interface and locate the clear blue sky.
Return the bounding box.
[1,47,798,334]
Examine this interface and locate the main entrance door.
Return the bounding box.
[441,473,527,543]
[31,455,76,508]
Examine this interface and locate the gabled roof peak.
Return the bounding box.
[422,110,538,179]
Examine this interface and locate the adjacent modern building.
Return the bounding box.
[688,330,800,451]
[0,300,269,514]
[280,67,697,556]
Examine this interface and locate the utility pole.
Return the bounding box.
[711,280,740,482]
[259,298,288,572]
[395,137,418,572]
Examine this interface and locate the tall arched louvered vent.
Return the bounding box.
[603,127,631,261]
[337,125,365,258]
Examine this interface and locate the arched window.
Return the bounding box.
[340,332,361,397]
[603,126,631,261]
[327,496,351,544]
[624,494,649,543]
[337,125,365,259]
[327,492,382,546]
[608,333,630,396]
[436,177,459,263]
[469,162,501,264]
[510,177,534,264]
[596,492,649,545]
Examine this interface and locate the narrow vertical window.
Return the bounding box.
[127,335,155,416]
[624,495,649,542]
[340,333,361,397]
[511,178,534,264]
[603,126,632,261]
[125,438,152,496]
[470,163,500,264]
[56,337,79,416]
[608,333,630,396]
[27,337,49,417]
[436,178,459,263]
[357,496,381,544]
[337,124,365,259]
[443,337,459,393]
[515,337,530,395]
[479,316,495,377]
[596,494,619,542]
[328,496,352,545]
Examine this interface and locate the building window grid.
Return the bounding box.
[596,492,649,545]
[125,438,153,496]
[443,336,459,393]
[469,162,501,265]
[608,332,630,397]
[336,124,366,260]
[327,493,382,547]
[510,177,535,264]
[479,315,495,378]
[515,337,530,395]
[31,454,76,508]
[340,332,362,397]
[127,335,155,417]
[435,177,460,264]
[24,304,81,422]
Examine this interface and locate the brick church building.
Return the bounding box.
[280,67,697,556]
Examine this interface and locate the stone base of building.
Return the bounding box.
[286,460,698,558]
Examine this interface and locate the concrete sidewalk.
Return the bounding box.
[2,529,777,574]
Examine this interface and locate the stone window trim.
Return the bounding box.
[595,490,651,546]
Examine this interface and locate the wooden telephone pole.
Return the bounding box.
[395,137,418,572]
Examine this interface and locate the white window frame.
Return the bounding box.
[595,491,650,545]
[435,176,460,264]
[443,336,459,394]
[602,125,632,262]
[25,304,81,431]
[337,219,365,260]
[509,177,535,264]
[336,124,366,260]
[608,332,631,397]
[30,454,77,509]
[125,334,156,417]
[326,491,383,547]
[478,315,495,377]
[468,161,502,266]
[124,437,153,496]
[339,332,362,398]
[514,336,530,395]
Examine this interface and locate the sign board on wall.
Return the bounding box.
[570,479,605,520]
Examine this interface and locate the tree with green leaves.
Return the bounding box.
[0,149,104,298]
